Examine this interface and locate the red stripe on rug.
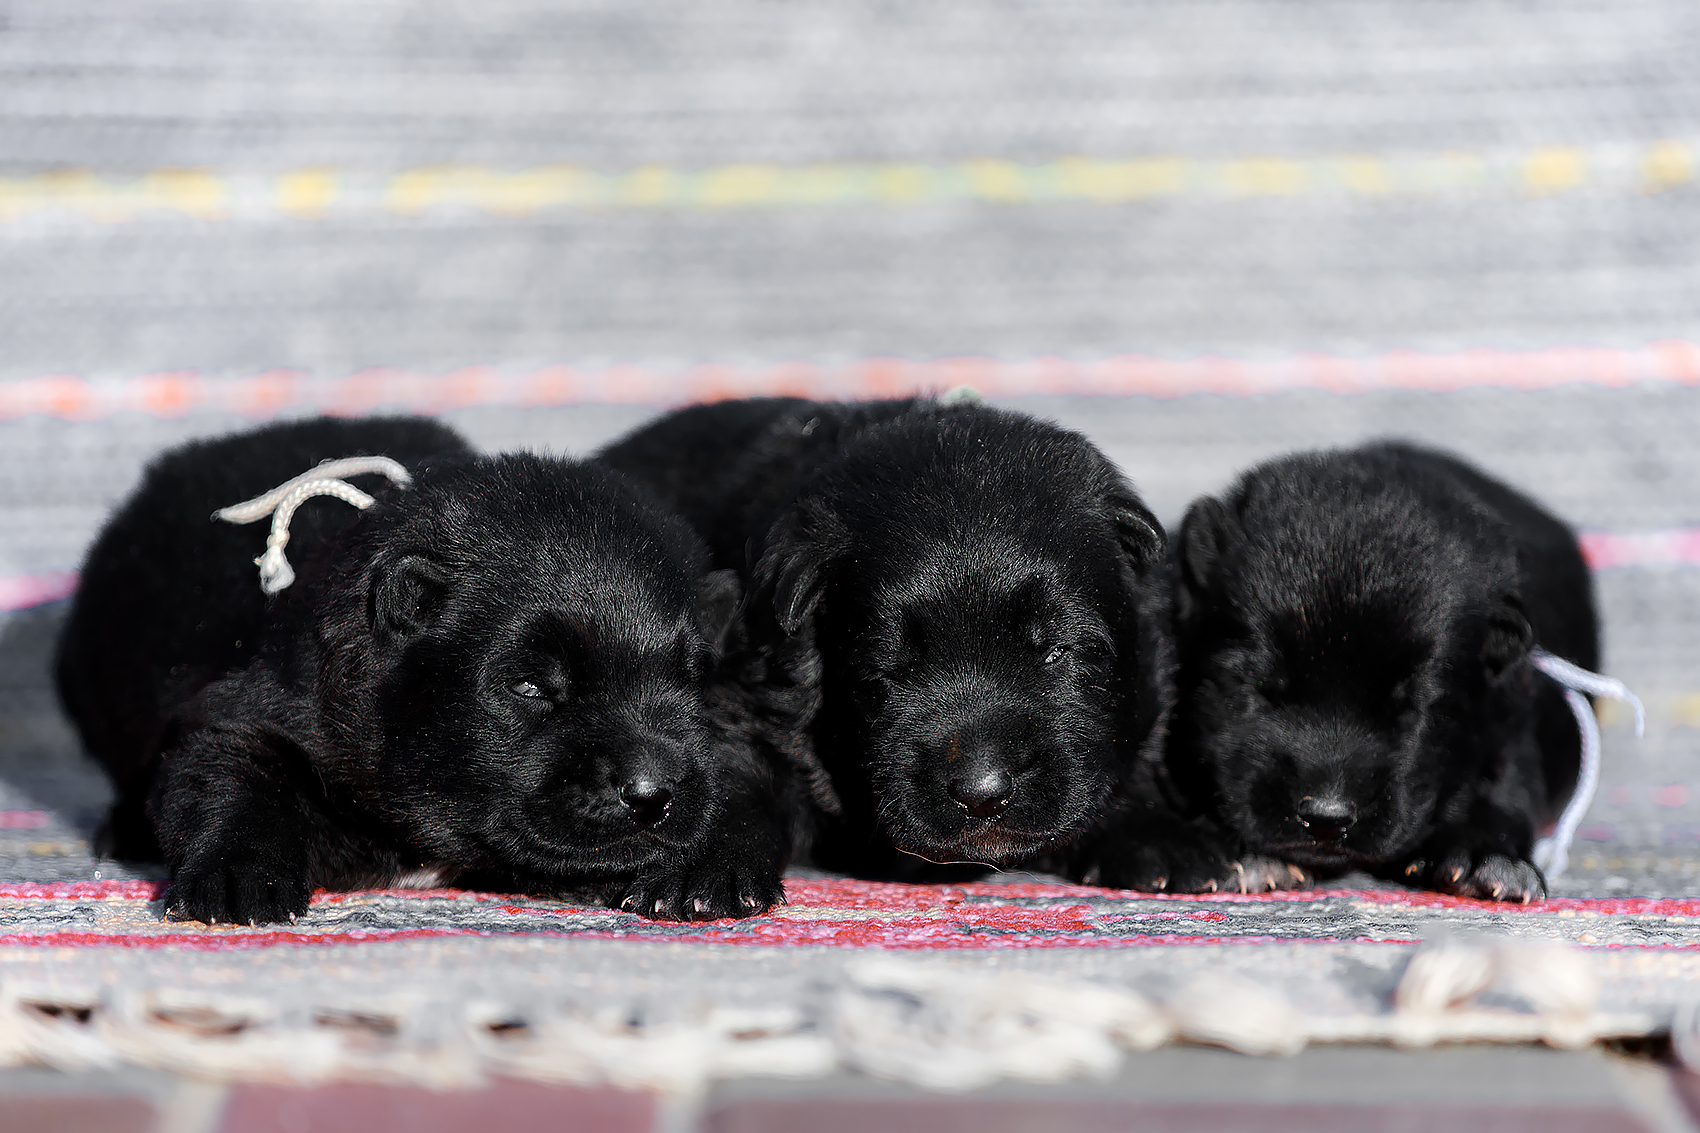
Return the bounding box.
[15,876,1700,916]
[6,878,1700,956]
[3,342,1698,422]
[8,924,1695,952]
[0,571,77,613]
[1578,529,1700,570]
[0,928,489,951]
[0,928,1434,952]
[0,880,168,899]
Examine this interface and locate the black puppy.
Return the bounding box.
[603,397,1223,888]
[1169,441,1598,901]
[56,416,780,924]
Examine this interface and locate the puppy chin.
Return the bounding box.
[892,820,1064,867]
[1263,840,1359,870]
[511,827,676,877]
[483,807,704,874]
[1259,831,1414,872]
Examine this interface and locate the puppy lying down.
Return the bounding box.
[1169,441,1602,901]
[604,397,1221,889]
[56,417,780,924]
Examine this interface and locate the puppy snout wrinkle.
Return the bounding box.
[950,767,1015,819]
[1297,796,1357,842]
[619,779,674,829]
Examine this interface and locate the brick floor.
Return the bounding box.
[1,1047,1691,1133]
[703,1046,1686,1133]
[0,1095,158,1133]
[214,1080,656,1133]
[704,1098,1652,1133]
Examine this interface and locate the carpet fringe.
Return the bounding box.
[0,940,1664,1093]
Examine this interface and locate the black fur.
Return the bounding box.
[56,416,782,924]
[1169,441,1599,901]
[603,397,1222,888]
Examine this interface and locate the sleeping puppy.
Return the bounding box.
[55,416,780,924]
[1169,441,1598,901]
[603,397,1223,888]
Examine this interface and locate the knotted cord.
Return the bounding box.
[1530,647,1645,879]
[212,455,414,594]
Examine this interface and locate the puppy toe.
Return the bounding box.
[168,838,314,926]
[1465,855,1546,903]
[1091,846,1230,895]
[231,872,311,925]
[613,872,705,922]
[617,842,783,921]
[170,867,308,927]
[608,879,673,920]
[1155,846,1238,894]
[1087,846,1167,892]
[685,864,783,920]
[1425,851,1544,903]
[1230,855,1312,893]
[680,877,736,920]
[727,874,784,919]
[1428,849,1475,896]
[165,872,226,925]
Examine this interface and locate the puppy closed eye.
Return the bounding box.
[1042,635,1113,670]
[508,678,560,707]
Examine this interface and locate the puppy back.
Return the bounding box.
[1361,442,1598,672]
[54,416,471,781]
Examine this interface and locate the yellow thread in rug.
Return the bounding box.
[278,169,337,217]
[1523,146,1587,195]
[0,143,1686,223]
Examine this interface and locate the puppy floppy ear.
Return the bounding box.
[694,568,743,647]
[370,553,452,649]
[1177,495,1235,598]
[1105,487,1166,574]
[754,500,849,636]
[1481,594,1534,678]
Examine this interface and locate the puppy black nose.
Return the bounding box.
[950,768,1014,820]
[620,779,673,829]
[1297,797,1356,842]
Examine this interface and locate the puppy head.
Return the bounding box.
[334,454,739,882]
[1174,450,1531,869]
[757,405,1165,866]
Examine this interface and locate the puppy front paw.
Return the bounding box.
[614,842,784,921]
[1082,824,1235,894]
[166,856,312,925]
[1408,851,1545,903]
[1224,855,1313,894]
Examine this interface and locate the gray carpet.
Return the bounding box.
[1,1,1698,375]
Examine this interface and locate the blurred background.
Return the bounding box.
[1,0,1697,894]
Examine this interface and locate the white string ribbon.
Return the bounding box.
[1529,647,1645,879]
[212,456,413,594]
